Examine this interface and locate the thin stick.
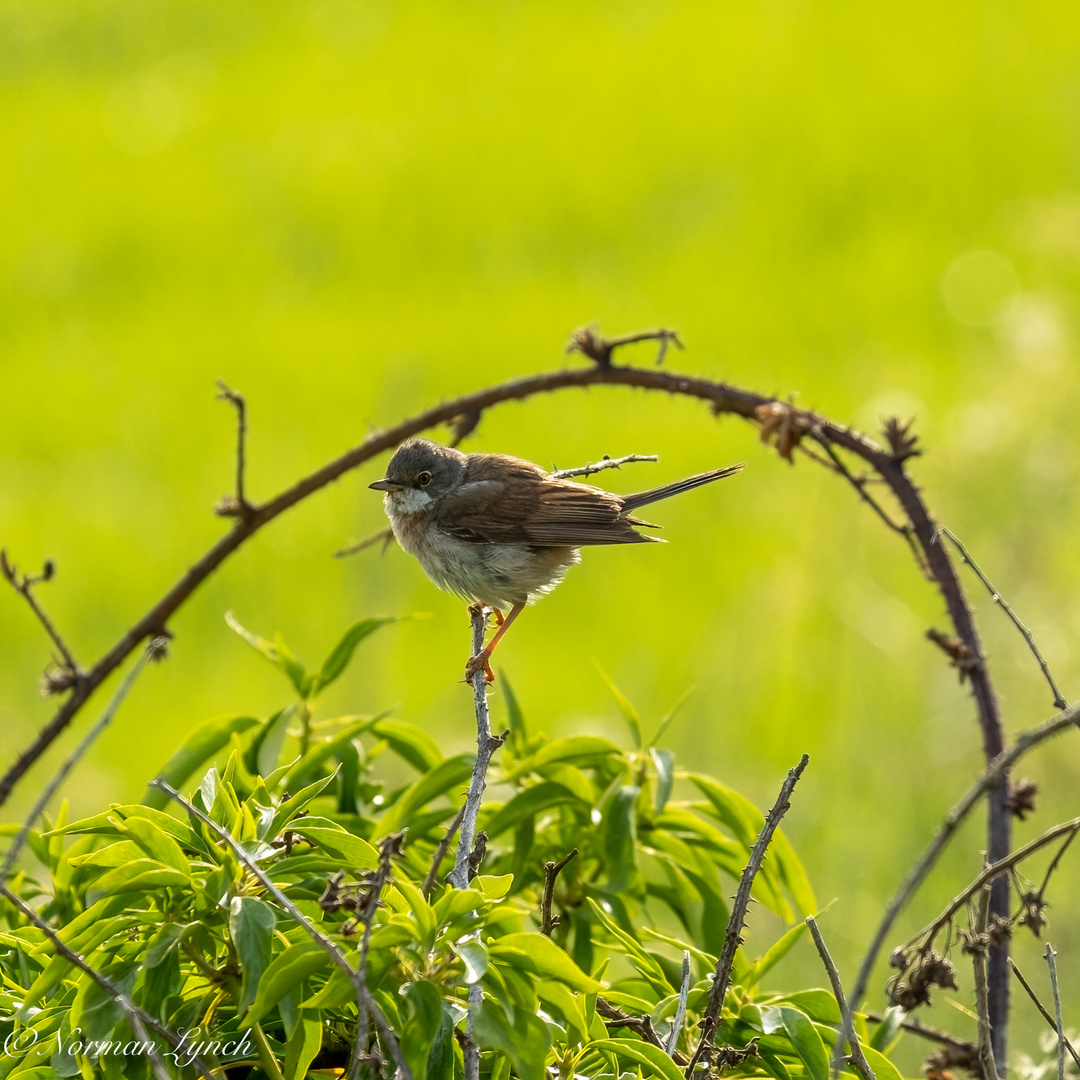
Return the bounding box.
[215,380,253,518]
[0,551,80,678]
[335,526,396,559]
[806,916,877,1080]
[151,779,414,1080]
[939,526,1069,711]
[0,638,165,885]
[865,1012,978,1055]
[972,889,1000,1080]
[1036,822,1080,904]
[849,703,1080,1019]
[540,848,578,936]
[0,883,215,1079]
[686,754,810,1076]
[911,814,1080,950]
[550,454,658,480]
[1009,958,1080,1070]
[448,608,504,890]
[422,804,466,898]
[815,438,910,537]
[464,982,482,1080]
[597,998,688,1065]
[1046,944,1065,1080]
[567,326,684,367]
[666,951,692,1057]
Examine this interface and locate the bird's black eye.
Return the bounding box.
[417,471,432,488]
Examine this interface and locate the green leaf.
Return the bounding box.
[648,686,693,747]
[595,665,642,748]
[282,717,374,790]
[452,938,488,983]
[230,896,277,1012]
[767,989,840,1025]
[110,814,189,874]
[490,932,602,992]
[747,923,807,986]
[650,749,675,814]
[367,717,442,772]
[269,771,339,836]
[244,706,295,779]
[484,781,584,838]
[588,1039,685,1080]
[87,859,189,900]
[501,736,622,782]
[144,922,198,968]
[311,617,395,697]
[143,714,261,808]
[376,754,473,834]
[862,1044,905,1080]
[586,898,671,994]
[226,611,308,694]
[286,817,379,867]
[761,1007,829,1080]
[244,941,332,1026]
[426,1004,458,1080]
[472,1000,551,1080]
[602,785,640,892]
[869,1006,905,1053]
[284,1013,323,1080]
[402,981,444,1079]
[501,675,528,757]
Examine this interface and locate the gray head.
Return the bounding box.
[370,438,467,510]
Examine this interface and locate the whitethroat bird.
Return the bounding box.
[371,439,743,683]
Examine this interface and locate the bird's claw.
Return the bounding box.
[464,651,495,684]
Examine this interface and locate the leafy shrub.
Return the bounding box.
[0,618,906,1079]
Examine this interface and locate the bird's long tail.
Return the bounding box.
[620,463,744,513]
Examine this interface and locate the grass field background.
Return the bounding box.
[3,1,1080,1067]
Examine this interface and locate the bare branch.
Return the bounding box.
[597,997,688,1065]
[1009,957,1080,1070]
[1,550,81,684]
[0,883,216,1079]
[687,754,810,1075]
[938,526,1069,711]
[1046,944,1066,1080]
[972,888,1001,1080]
[1036,825,1080,905]
[567,325,683,367]
[667,951,692,1057]
[849,704,1080,1020]
[866,1011,978,1055]
[0,637,166,885]
[806,916,877,1080]
[214,379,255,521]
[423,804,466,898]
[335,526,396,559]
[540,848,578,936]
[550,453,659,480]
[151,779,414,1080]
[447,607,505,890]
[814,438,911,537]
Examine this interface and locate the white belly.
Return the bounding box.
[392,515,579,610]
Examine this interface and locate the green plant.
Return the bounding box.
[0,618,907,1079]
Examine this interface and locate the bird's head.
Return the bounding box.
[370,438,466,514]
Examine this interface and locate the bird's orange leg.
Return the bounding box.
[465,601,525,683]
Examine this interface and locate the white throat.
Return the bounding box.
[386,488,435,515]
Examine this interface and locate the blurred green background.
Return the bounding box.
[3,0,1080,1068]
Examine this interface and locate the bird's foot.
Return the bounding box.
[464,649,495,684]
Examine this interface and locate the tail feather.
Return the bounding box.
[620,463,744,513]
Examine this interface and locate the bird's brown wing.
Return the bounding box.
[435,455,658,547]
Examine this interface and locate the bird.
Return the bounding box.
[370,438,743,683]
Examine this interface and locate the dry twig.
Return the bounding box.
[1046,944,1066,1080]
[1008,958,1080,1070]
[214,379,254,521]
[422,804,466,898]
[972,889,1001,1080]
[540,848,578,936]
[550,453,658,480]
[667,951,692,1057]
[686,754,809,1075]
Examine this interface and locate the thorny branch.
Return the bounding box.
[0,883,216,1080]
[686,754,810,1076]
[539,848,578,936]
[151,779,415,1080]
[806,916,877,1080]
[567,325,683,367]
[937,526,1069,712]
[1008,958,1080,1070]
[448,607,506,890]
[214,379,254,521]
[973,889,1001,1080]
[550,453,658,480]
[0,637,166,884]
[1046,944,1066,1080]
[849,703,1080,1022]
[0,327,1023,1058]
[0,550,82,692]
[422,804,466,898]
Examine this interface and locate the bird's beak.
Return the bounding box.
[369,479,405,492]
